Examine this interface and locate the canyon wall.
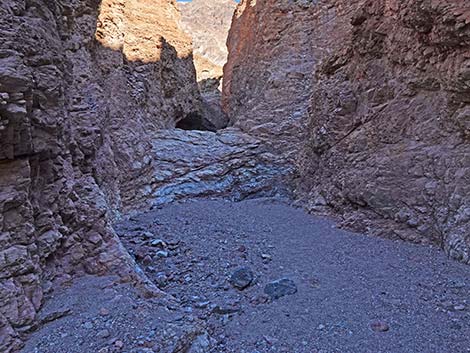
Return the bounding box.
[223,0,319,158]
[0,0,201,350]
[224,0,470,263]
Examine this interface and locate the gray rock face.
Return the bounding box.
[223,0,318,159]
[123,128,291,214]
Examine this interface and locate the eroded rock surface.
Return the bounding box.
[223,0,470,263]
[299,0,470,264]
[0,0,201,349]
[223,0,319,157]
[123,128,291,214]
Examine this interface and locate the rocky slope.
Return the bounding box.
[0,0,201,350]
[223,0,470,263]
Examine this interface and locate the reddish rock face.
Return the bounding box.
[0,0,200,349]
[224,0,470,263]
[223,0,334,158]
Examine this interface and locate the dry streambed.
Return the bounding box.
[23,198,470,353]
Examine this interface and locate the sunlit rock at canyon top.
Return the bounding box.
[178,0,237,81]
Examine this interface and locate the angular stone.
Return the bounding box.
[264,278,297,300]
[229,267,254,290]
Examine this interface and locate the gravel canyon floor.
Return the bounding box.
[22,198,470,353]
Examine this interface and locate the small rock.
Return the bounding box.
[83,321,94,329]
[99,308,110,316]
[155,273,168,288]
[261,254,272,262]
[264,278,297,299]
[195,301,210,309]
[263,335,278,345]
[143,254,153,265]
[250,294,269,305]
[156,250,169,258]
[212,304,241,315]
[237,245,246,252]
[188,333,211,353]
[97,329,111,339]
[150,239,166,247]
[230,267,254,290]
[454,304,466,311]
[370,321,390,332]
[114,340,124,348]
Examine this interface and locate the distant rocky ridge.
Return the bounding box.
[178,0,237,81]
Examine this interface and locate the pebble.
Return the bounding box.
[150,239,166,247]
[370,321,390,332]
[250,294,269,305]
[156,250,169,258]
[83,321,93,329]
[230,267,254,290]
[99,308,110,316]
[155,273,168,288]
[195,301,211,309]
[454,304,466,311]
[261,253,272,262]
[97,329,111,339]
[212,304,241,315]
[114,340,124,348]
[264,278,297,299]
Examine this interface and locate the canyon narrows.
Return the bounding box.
[0,0,469,352]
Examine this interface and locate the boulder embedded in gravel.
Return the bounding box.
[264,278,297,299]
[230,267,254,290]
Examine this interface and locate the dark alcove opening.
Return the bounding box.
[176,112,217,132]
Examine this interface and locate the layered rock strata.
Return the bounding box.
[224,0,470,263]
[0,0,201,350]
[124,128,291,214]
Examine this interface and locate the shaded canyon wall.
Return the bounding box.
[223,0,470,263]
[0,0,201,350]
